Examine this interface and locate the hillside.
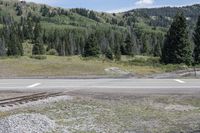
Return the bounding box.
[0,0,199,57]
[129,4,200,28]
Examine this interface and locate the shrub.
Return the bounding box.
[105,48,113,60]
[32,43,45,55]
[47,49,58,56]
[128,57,160,66]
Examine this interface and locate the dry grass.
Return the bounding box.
[0,56,163,77]
[5,94,200,133]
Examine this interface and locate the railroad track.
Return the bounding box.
[0,92,64,107]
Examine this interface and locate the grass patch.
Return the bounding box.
[0,55,194,77]
[0,56,114,77]
[0,112,10,118]
[7,95,200,133]
[121,55,189,73]
[30,55,47,60]
[0,55,192,77]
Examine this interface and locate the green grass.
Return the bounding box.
[121,55,189,73]
[0,55,190,77]
[0,56,107,77]
[0,56,129,77]
[135,22,165,34]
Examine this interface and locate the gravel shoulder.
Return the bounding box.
[0,91,200,133]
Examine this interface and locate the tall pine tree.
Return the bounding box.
[0,38,6,56]
[114,44,121,61]
[83,34,100,57]
[124,34,134,56]
[161,12,192,65]
[5,22,23,56]
[193,16,200,64]
[32,21,45,55]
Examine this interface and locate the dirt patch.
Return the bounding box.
[149,102,199,112]
[105,67,131,75]
[164,104,199,111]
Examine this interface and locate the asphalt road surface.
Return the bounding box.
[0,78,199,94]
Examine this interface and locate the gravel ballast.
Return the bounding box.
[0,95,73,112]
[0,113,55,133]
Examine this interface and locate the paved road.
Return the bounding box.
[0,79,200,94]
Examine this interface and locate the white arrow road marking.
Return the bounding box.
[27,83,41,88]
[174,79,185,84]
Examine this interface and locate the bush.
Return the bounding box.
[105,48,113,60]
[128,57,160,66]
[47,49,58,56]
[32,43,45,55]
[163,64,189,72]
[30,55,47,60]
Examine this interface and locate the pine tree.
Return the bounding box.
[16,5,23,16]
[32,20,45,55]
[124,34,134,56]
[0,38,6,56]
[142,40,149,55]
[105,47,113,60]
[33,21,42,43]
[193,16,200,64]
[114,44,121,61]
[41,5,49,16]
[161,12,192,65]
[83,34,100,57]
[7,33,23,56]
[32,43,45,55]
[6,23,23,56]
[153,43,162,57]
[26,15,34,39]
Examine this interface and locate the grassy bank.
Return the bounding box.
[0,55,189,77]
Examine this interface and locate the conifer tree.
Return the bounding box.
[26,15,34,39]
[161,12,192,65]
[16,5,23,16]
[142,40,149,55]
[105,47,113,60]
[0,38,6,56]
[114,44,121,61]
[83,34,100,57]
[124,34,134,56]
[153,43,162,57]
[33,21,42,43]
[32,43,45,55]
[41,5,49,16]
[193,16,200,64]
[32,21,45,55]
[6,23,23,56]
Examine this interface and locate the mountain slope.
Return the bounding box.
[0,0,199,56]
[126,4,200,28]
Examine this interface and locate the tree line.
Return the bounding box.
[0,11,200,65]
